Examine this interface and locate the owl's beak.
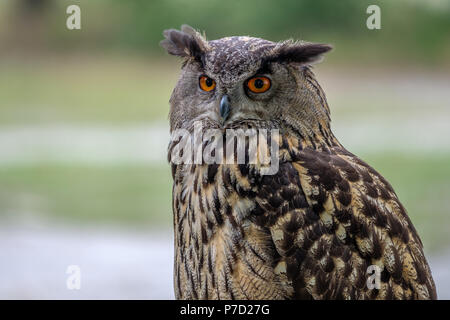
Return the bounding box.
[220,95,231,122]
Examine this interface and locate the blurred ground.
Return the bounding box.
[1,223,449,299]
[0,223,174,299]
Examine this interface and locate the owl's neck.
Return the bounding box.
[285,120,341,152]
[282,66,340,151]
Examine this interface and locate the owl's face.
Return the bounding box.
[161,25,332,133]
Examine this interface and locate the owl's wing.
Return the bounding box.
[251,146,437,299]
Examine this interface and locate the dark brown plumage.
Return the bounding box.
[162,25,437,300]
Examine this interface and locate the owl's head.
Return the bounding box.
[161,25,333,139]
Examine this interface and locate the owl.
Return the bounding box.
[160,25,437,300]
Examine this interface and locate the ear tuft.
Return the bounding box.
[267,41,333,65]
[160,25,208,63]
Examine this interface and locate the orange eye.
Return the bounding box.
[199,75,216,92]
[246,76,271,93]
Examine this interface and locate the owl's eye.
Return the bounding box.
[246,76,271,93]
[199,75,216,92]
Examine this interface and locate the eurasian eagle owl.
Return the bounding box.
[160,25,436,300]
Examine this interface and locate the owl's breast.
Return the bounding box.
[172,163,291,299]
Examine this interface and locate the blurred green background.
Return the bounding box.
[0,0,449,255]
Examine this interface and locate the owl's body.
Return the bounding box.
[162,26,437,300]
